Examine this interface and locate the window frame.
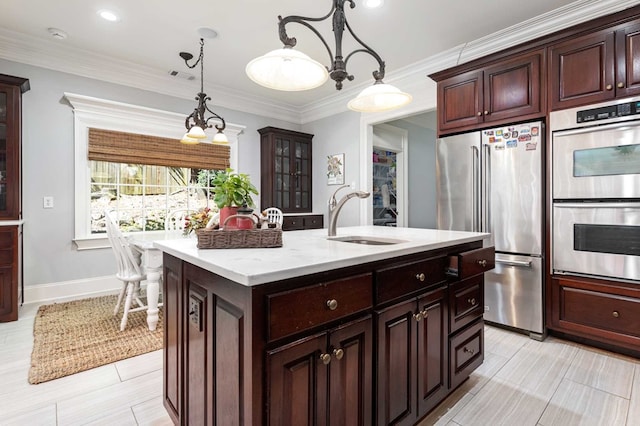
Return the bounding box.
[65,92,244,250]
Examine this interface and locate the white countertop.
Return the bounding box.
[153,226,490,286]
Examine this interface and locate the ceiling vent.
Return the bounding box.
[168,70,195,81]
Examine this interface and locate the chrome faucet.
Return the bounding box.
[328,184,371,237]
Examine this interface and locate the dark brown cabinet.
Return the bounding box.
[549,22,640,110]
[267,315,372,426]
[259,127,313,214]
[0,74,28,323]
[376,285,448,425]
[436,50,543,134]
[282,214,323,231]
[163,240,492,425]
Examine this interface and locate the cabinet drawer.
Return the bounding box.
[376,256,448,304]
[449,246,495,279]
[560,286,640,338]
[267,273,373,341]
[450,275,484,333]
[449,319,484,389]
[0,247,14,266]
[303,215,323,229]
[282,216,304,231]
[0,229,14,248]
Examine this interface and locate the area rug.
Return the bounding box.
[28,294,163,384]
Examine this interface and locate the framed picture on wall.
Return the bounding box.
[327,153,344,185]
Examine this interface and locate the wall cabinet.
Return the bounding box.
[436,50,543,134]
[259,127,313,214]
[0,74,28,323]
[163,240,493,425]
[549,22,640,110]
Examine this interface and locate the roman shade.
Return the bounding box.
[88,128,230,170]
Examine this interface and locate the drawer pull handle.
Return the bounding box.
[416,273,426,282]
[618,82,624,88]
[468,298,476,306]
[463,347,475,355]
[413,312,423,322]
[320,353,332,365]
[477,259,487,268]
[606,84,613,91]
[333,348,344,360]
[326,299,338,311]
[613,311,620,318]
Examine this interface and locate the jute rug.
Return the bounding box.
[28,294,163,384]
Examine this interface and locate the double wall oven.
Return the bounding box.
[551,97,640,283]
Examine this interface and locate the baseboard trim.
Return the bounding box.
[24,275,122,305]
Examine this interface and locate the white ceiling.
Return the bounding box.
[0,0,638,123]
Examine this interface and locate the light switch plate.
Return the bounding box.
[43,196,54,209]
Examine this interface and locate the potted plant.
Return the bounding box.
[211,168,259,229]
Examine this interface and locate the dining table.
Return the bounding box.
[127,230,185,331]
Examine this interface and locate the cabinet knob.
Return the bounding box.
[477,111,482,116]
[463,347,475,355]
[413,312,423,322]
[326,299,338,311]
[617,82,625,89]
[333,348,344,360]
[606,84,613,91]
[484,111,489,115]
[468,298,476,306]
[420,309,429,318]
[613,311,620,318]
[319,353,332,365]
[416,273,426,282]
[477,259,487,268]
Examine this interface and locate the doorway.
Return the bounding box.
[372,123,407,227]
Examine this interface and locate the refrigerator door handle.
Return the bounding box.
[496,259,533,268]
[483,144,491,233]
[471,146,480,232]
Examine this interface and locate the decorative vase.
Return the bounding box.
[220,206,239,229]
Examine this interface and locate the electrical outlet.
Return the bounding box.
[43,196,54,209]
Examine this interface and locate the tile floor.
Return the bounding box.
[1,301,639,425]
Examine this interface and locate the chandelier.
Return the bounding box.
[179,38,228,145]
[245,0,412,112]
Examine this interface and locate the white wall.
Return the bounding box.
[0,58,301,297]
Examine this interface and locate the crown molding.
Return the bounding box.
[0,0,636,125]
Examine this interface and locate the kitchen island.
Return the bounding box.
[155,226,494,426]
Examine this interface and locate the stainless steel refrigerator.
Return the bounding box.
[436,121,544,339]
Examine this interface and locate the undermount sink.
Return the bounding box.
[328,236,408,245]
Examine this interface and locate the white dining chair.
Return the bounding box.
[104,210,150,331]
[165,209,192,231]
[263,207,284,225]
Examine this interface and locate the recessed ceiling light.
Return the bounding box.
[98,9,120,22]
[363,0,384,8]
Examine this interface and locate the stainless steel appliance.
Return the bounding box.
[436,121,544,338]
[551,96,640,283]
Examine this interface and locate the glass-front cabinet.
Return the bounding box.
[259,127,313,213]
[0,74,29,323]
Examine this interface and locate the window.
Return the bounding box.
[65,93,245,249]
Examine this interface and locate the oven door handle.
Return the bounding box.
[554,202,640,209]
[553,120,640,137]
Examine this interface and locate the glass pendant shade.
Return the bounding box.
[246,48,329,91]
[212,130,229,145]
[180,132,199,145]
[347,82,413,112]
[186,125,207,139]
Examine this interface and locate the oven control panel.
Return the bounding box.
[577,100,640,123]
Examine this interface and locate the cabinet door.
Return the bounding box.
[328,316,373,426]
[0,83,21,219]
[184,283,209,426]
[616,23,640,98]
[162,254,183,425]
[549,30,615,110]
[483,51,542,122]
[376,298,417,426]
[0,226,17,322]
[437,70,484,132]
[416,287,448,416]
[267,332,328,426]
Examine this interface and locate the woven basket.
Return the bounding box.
[195,215,283,249]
